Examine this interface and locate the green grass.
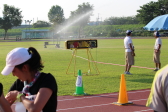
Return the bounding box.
[0,38,166,96]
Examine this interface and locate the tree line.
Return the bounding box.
[0,0,168,39]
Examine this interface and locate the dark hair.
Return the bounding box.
[126,32,131,36]
[15,47,44,71]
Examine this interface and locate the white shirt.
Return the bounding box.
[154,38,162,50]
[124,36,133,52]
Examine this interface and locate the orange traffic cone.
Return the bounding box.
[113,74,133,106]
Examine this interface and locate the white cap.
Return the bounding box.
[1,47,32,75]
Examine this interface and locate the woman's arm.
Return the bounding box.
[0,83,12,112]
[21,88,52,112]
[0,94,12,112]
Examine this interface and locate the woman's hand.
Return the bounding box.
[5,90,20,104]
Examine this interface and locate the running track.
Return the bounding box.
[11,89,152,112]
[56,89,153,112]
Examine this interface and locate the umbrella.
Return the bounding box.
[144,14,168,31]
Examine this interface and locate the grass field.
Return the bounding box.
[0,37,167,96]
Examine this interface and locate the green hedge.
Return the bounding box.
[0,25,155,38]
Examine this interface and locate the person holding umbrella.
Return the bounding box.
[153,31,162,71]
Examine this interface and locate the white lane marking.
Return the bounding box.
[134,109,153,112]
[57,103,112,111]
[131,99,147,102]
[57,98,148,111]
[58,89,150,101]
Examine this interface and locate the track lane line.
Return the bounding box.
[134,109,153,112]
[57,99,148,111]
[58,89,150,102]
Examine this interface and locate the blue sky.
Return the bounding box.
[0,0,157,24]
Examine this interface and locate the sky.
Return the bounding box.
[0,0,158,24]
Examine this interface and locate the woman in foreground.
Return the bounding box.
[1,47,57,112]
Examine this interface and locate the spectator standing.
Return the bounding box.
[124,30,135,75]
[153,31,162,71]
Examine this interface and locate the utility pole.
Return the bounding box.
[96,13,99,25]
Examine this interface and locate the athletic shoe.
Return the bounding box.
[153,68,159,71]
[124,71,128,74]
[126,72,132,75]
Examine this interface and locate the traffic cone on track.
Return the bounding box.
[113,74,133,106]
[74,70,86,95]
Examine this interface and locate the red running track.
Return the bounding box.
[57,89,153,112]
[11,89,153,112]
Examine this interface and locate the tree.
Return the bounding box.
[159,0,168,14]
[136,1,168,24]
[48,5,65,25]
[158,0,167,2]
[69,2,93,38]
[103,16,139,25]
[0,4,23,40]
[33,20,51,28]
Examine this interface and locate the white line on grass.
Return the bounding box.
[75,55,154,70]
[61,48,154,69]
